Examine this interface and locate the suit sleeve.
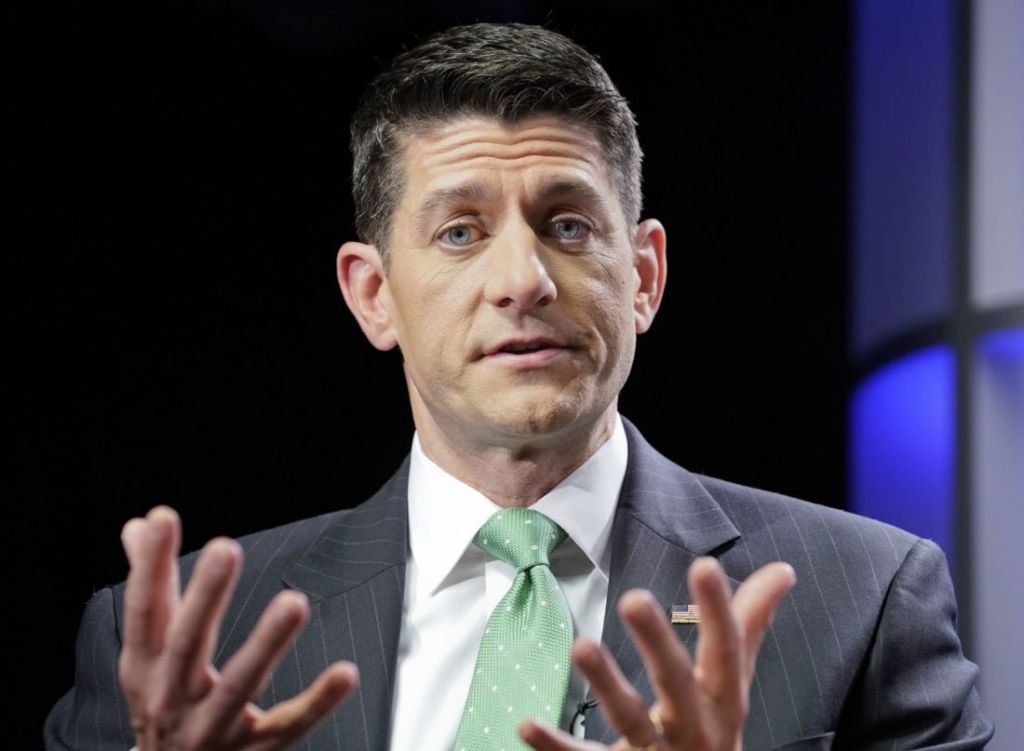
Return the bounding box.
[44,587,136,750]
[836,538,994,750]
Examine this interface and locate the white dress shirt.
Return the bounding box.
[388,415,627,751]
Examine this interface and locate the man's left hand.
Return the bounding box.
[519,557,796,751]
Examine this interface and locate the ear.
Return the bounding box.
[336,241,399,351]
[632,218,667,334]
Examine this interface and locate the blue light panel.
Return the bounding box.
[850,346,956,570]
[851,0,957,356]
[979,326,1024,360]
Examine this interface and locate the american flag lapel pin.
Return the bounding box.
[670,604,701,624]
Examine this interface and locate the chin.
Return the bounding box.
[482,392,594,439]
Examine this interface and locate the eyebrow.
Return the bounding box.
[412,182,497,234]
[533,178,610,213]
[412,177,611,235]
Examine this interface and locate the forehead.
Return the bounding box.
[396,116,613,200]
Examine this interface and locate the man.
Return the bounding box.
[46,23,992,751]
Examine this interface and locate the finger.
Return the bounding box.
[249,661,359,746]
[690,557,743,705]
[518,718,602,750]
[731,562,796,677]
[194,590,312,737]
[572,637,658,749]
[121,517,146,565]
[120,517,146,703]
[146,506,182,644]
[164,509,182,618]
[618,589,703,747]
[122,506,181,658]
[158,538,242,703]
[121,516,160,656]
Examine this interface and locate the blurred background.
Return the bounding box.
[11,0,1021,747]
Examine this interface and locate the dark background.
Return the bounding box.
[12,1,849,743]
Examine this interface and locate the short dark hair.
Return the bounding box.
[349,22,643,265]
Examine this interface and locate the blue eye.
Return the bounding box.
[553,219,586,240]
[443,225,475,246]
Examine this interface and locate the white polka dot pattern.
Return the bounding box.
[452,508,573,750]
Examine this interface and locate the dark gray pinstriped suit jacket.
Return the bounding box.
[45,419,994,750]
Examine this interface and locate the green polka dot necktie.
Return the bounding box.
[453,508,574,751]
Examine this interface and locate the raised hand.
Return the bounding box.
[519,557,796,751]
[118,506,359,750]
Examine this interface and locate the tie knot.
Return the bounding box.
[473,508,567,571]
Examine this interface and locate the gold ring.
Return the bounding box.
[625,709,665,750]
[648,707,665,736]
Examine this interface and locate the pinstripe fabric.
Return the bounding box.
[581,425,992,750]
[45,422,992,750]
[44,461,411,751]
[45,587,133,749]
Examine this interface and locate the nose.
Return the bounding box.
[482,223,557,312]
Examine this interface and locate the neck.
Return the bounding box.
[411,399,618,508]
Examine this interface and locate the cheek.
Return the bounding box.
[559,287,632,380]
[578,264,636,343]
[392,266,476,350]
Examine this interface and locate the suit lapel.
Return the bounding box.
[585,420,741,743]
[280,458,411,751]
[264,423,739,747]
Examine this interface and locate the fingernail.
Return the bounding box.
[646,594,662,615]
[121,519,140,546]
[783,562,797,584]
[698,555,721,572]
[277,604,301,624]
[519,718,546,738]
[148,520,167,542]
[206,548,231,574]
[277,593,307,623]
[633,592,658,620]
[576,644,600,669]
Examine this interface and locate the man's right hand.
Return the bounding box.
[118,506,358,750]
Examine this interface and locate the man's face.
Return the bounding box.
[352,115,663,447]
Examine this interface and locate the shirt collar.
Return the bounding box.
[407,414,628,595]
